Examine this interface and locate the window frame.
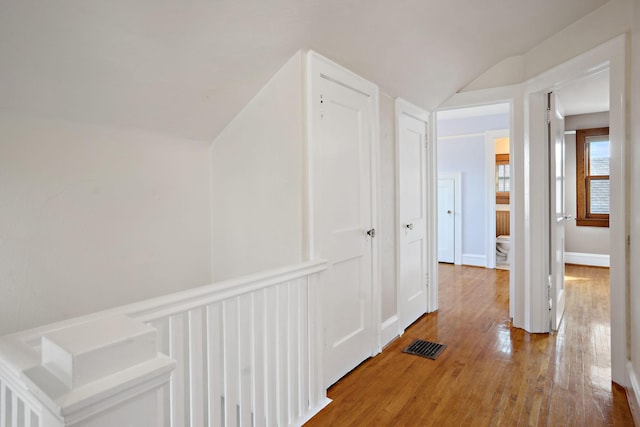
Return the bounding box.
[576,126,610,227]
[495,153,509,205]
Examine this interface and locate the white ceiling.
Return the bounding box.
[437,103,511,121]
[0,0,609,140]
[556,70,610,116]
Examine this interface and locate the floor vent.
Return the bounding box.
[403,339,446,360]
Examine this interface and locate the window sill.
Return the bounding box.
[576,218,609,228]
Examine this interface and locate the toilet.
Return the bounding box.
[496,235,511,263]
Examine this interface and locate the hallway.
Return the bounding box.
[306,264,633,426]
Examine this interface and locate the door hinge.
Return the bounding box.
[366,228,376,238]
[546,107,551,124]
[547,276,553,311]
[424,135,429,148]
[425,273,429,287]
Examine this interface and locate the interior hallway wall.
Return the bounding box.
[463,0,633,91]
[0,113,212,335]
[379,93,397,325]
[211,53,303,281]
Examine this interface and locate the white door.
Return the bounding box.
[438,178,455,263]
[548,92,566,331]
[312,72,374,387]
[398,113,428,331]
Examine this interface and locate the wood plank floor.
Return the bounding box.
[305,264,634,426]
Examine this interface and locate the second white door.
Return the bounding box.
[398,112,429,331]
[438,177,455,263]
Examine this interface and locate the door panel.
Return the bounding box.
[313,75,374,387]
[438,178,455,263]
[549,92,566,331]
[398,113,428,331]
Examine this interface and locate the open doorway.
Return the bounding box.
[555,70,610,269]
[436,103,512,271]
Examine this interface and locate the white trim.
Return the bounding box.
[607,35,628,388]
[380,315,400,348]
[437,132,485,140]
[564,252,610,267]
[461,254,486,267]
[524,91,552,333]
[485,129,509,269]
[372,83,382,355]
[395,97,429,122]
[522,35,627,382]
[436,88,521,324]
[626,362,640,425]
[438,173,462,265]
[427,113,439,312]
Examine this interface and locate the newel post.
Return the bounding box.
[21,314,175,427]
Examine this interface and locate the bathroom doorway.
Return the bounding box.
[486,129,511,270]
[436,103,512,271]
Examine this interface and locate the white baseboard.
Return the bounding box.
[381,315,400,348]
[564,252,610,267]
[626,362,640,425]
[295,398,332,427]
[462,254,486,267]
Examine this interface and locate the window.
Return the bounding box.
[496,154,510,204]
[576,127,609,227]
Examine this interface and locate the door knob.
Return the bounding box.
[405,223,413,230]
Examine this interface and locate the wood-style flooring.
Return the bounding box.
[305,264,634,426]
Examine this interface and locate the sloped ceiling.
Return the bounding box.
[0,0,609,141]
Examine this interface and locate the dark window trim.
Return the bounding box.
[496,153,509,205]
[576,127,609,227]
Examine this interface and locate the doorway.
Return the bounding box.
[436,103,512,271]
[521,35,626,384]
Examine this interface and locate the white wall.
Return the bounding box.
[211,53,303,281]
[379,93,397,323]
[437,113,509,265]
[0,114,212,335]
[629,0,640,412]
[463,0,633,91]
[564,112,610,255]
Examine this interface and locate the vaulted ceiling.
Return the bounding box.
[0,0,609,140]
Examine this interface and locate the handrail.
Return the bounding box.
[0,259,329,426]
[1,260,327,367]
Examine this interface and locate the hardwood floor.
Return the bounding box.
[305,264,634,426]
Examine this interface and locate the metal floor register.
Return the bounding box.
[403,339,447,360]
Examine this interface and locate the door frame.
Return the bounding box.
[438,173,462,265]
[484,129,510,269]
[522,35,626,383]
[395,98,438,318]
[435,36,626,383]
[547,92,567,332]
[305,51,382,383]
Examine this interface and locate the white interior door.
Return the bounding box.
[438,178,455,263]
[398,113,428,331]
[548,92,566,331]
[312,71,374,387]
